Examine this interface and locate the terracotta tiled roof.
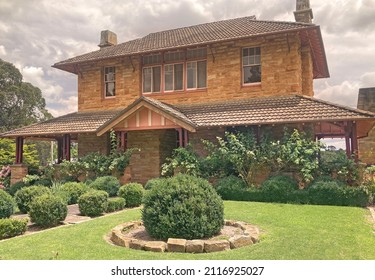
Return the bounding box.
[0,110,120,138]
[3,95,373,139]
[173,95,375,127]
[53,16,327,75]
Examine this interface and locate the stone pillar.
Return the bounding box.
[10,164,28,186]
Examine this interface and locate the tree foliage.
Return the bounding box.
[0,59,52,132]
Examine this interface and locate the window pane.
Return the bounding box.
[152,66,161,92]
[244,65,261,83]
[187,62,196,89]
[143,68,151,92]
[164,65,173,91]
[197,61,207,88]
[174,64,183,90]
[106,82,115,96]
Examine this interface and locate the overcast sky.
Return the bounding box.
[0,0,374,119]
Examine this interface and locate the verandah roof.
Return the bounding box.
[1,95,375,139]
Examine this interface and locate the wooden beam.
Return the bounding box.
[351,122,359,162]
[15,137,24,164]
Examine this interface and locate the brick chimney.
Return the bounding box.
[98,30,117,49]
[294,0,314,23]
[357,87,375,112]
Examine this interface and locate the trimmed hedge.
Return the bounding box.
[14,185,52,214]
[0,218,28,240]
[89,176,120,197]
[60,182,90,204]
[215,175,369,207]
[117,183,144,207]
[0,189,15,218]
[6,181,27,196]
[144,178,164,190]
[142,174,224,240]
[78,190,108,217]
[106,197,126,212]
[29,194,68,227]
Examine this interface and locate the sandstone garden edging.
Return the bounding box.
[109,220,260,253]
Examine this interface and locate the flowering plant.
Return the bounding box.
[0,165,11,190]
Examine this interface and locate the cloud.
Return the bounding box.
[0,0,374,119]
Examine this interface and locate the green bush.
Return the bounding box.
[6,181,27,196]
[14,185,52,213]
[78,190,108,217]
[90,176,120,197]
[0,218,28,240]
[118,183,144,207]
[60,182,90,204]
[261,175,299,203]
[142,174,224,240]
[308,181,368,207]
[29,194,68,227]
[215,175,248,200]
[106,197,126,212]
[144,178,164,190]
[0,189,15,218]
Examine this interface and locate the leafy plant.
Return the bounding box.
[29,194,68,227]
[90,176,120,197]
[161,145,201,177]
[106,197,126,212]
[142,174,224,240]
[14,185,52,213]
[0,218,28,240]
[78,190,108,217]
[0,189,15,218]
[117,183,144,207]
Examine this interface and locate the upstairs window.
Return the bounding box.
[143,66,161,93]
[104,67,115,97]
[242,47,261,84]
[187,61,207,89]
[164,64,184,91]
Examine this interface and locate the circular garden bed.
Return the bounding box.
[109,220,260,253]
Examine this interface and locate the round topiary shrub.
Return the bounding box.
[6,181,27,196]
[14,185,52,214]
[142,174,224,240]
[0,189,15,218]
[60,182,90,204]
[118,183,144,207]
[144,178,164,190]
[89,176,120,197]
[78,190,108,217]
[29,194,68,227]
[107,197,126,212]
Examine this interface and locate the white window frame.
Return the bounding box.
[142,66,162,94]
[104,66,116,98]
[164,63,184,92]
[186,60,207,90]
[242,47,261,85]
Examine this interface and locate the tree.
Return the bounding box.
[0,59,52,132]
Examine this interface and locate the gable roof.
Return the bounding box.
[2,95,374,139]
[53,16,329,78]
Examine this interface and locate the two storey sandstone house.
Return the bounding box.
[3,1,375,184]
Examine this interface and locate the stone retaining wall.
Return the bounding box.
[110,220,260,253]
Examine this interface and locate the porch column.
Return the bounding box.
[15,137,24,164]
[344,122,352,158]
[62,134,71,161]
[351,122,359,162]
[57,137,63,163]
[177,128,183,147]
[183,129,189,147]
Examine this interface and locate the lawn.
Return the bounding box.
[0,201,374,260]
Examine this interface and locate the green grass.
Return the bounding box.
[0,201,374,260]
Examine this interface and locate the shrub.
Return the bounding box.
[78,190,108,217]
[106,197,126,212]
[6,181,27,196]
[29,194,68,227]
[118,183,144,207]
[142,174,224,240]
[144,178,164,190]
[0,189,15,218]
[308,181,369,207]
[14,185,52,214]
[261,175,299,203]
[90,176,120,197]
[215,175,248,200]
[60,182,90,204]
[0,218,28,240]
